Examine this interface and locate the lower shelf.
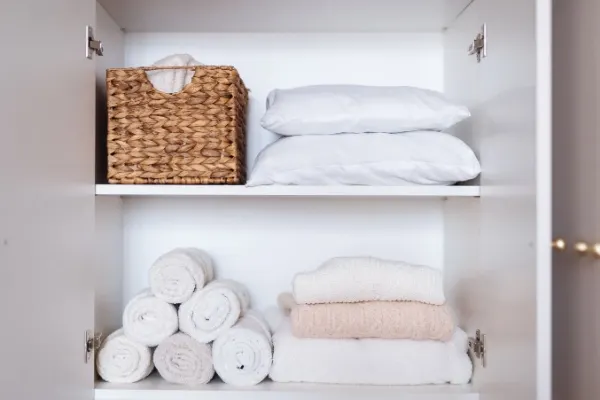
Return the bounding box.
[95,375,479,400]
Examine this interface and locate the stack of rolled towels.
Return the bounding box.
[270,256,473,385]
[96,248,273,387]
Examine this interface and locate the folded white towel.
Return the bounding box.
[293,256,445,305]
[96,329,154,383]
[179,279,250,343]
[146,53,203,94]
[153,333,215,385]
[269,321,472,385]
[212,311,273,386]
[123,289,178,347]
[149,248,214,304]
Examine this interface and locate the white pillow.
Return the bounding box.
[247,132,481,186]
[261,85,471,136]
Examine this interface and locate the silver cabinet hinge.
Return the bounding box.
[84,330,103,364]
[468,24,487,63]
[468,329,487,367]
[86,26,104,59]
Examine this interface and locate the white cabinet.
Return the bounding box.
[0,1,552,399]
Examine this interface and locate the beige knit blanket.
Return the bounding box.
[290,301,455,341]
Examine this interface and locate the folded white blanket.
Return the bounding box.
[123,289,178,347]
[153,332,215,385]
[179,279,250,343]
[96,329,154,383]
[269,321,472,385]
[149,248,214,304]
[146,53,203,93]
[293,256,445,305]
[212,311,273,386]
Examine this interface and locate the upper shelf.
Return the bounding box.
[95,376,479,400]
[97,0,473,33]
[95,184,480,198]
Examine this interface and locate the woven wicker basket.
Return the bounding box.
[106,66,248,184]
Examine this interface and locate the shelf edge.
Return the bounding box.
[95,185,481,198]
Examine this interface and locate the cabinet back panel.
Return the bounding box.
[122,198,444,310]
[124,33,444,171]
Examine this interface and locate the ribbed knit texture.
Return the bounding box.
[291,301,454,341]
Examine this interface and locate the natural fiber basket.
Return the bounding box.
[106,66,248,184]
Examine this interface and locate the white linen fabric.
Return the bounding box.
[247,131,481,187]
[269,320,472,385]
[293,256,445,305]
[146,53,203,94]
[261,85,470,135]
[96,329,154,383]
[123,289,179,347]
[212,311,273,386]
[149,248,214,304]
[179,280,251,343]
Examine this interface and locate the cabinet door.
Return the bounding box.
[552,0,600,399]
[0,1,96,399]
[451,0,552,399]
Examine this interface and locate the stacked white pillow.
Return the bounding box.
[248,85,481,186]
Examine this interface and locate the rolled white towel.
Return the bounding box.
[179,279,250,343]
[212,311,273,386]
[149,248,214,304]
[96,329,154,383]
[293,256,445,305]
[123,289,178,347]
[269,320,472,385]
[153,332,215,385]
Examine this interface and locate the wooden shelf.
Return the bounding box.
[95,376,479,400]
[95,185,481,198]
[97,0,472,33]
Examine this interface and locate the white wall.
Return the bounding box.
[125,32,444,170]
[122,198,445,312]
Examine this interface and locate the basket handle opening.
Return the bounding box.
[139,66,202,96]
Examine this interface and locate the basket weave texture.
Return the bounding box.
[107,66,248,184]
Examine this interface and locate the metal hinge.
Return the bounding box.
[468,329,487,367]
[468,24,487,63]
[84,330,103,364]
[86,26,104,59]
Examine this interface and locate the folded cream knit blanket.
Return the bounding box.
[293,256,445,305]
[291,301,455,341]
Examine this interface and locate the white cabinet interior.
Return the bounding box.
[92,1,551,399]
